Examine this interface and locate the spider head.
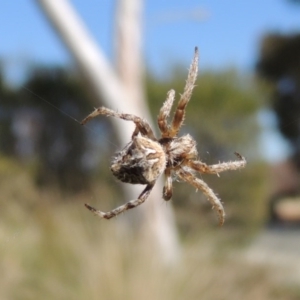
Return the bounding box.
[111,136,166,185]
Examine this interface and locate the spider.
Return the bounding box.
[80,47,246,226]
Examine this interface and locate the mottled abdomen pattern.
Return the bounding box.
[111,136,166,185]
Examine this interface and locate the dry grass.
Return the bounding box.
[0,157,298,300]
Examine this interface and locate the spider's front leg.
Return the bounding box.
[169,47,199,137]
[81,106,156,140]
[177,168,225,226]
[85,183,155,219]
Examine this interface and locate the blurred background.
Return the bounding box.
[1,0,300,299]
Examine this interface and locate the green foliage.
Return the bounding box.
[257,33,300,169]
[0,69,18,155]
[2,67,96,192]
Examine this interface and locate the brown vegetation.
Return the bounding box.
[0,156,298,300]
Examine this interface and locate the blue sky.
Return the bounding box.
[1,0,299,78]
[0,0,299,162]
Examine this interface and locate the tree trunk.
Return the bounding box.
[36,0,180,264]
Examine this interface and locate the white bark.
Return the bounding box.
[36,0,180,264]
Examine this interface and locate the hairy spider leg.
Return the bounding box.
[177,168,225,226]
[85,183,155,219]
[169,47,199,138]
[188,152,246,175]
[158,89,176,138]
[162,168,173,200]
[80,107,157,140]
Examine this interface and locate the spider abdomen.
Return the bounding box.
[111,136,166,185]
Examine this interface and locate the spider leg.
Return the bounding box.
[158,89,176,137]
[169,47,199,137]
[188,152,246,175]
[81,107,157,140]
[177,168,225,226]
[85,183,154,219]
[162,168,173,200]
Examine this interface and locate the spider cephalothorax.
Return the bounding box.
[81,47,246,225]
